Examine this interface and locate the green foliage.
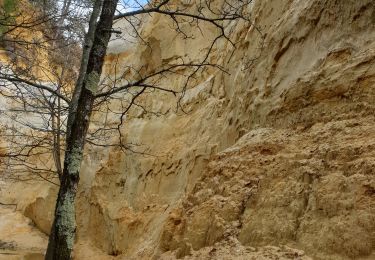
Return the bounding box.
[0,0,18,39]
[3,0,17,14]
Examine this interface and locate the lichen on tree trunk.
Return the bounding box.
[45,1,119,259]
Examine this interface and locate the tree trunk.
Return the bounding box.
[66,0,104,140]
[45,1,118,259]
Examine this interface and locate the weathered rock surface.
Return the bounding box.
[0,205,46,260]
[71,0,375,259]
[1,0,375,259]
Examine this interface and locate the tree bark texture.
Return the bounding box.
[45,1,119,259]
[66,0,104,141]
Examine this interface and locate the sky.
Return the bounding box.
[119,0,148,12]
[122,0,148,4]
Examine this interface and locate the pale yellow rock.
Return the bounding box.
[76,0,375,259]
[0,205,47,260]
[1,0,375,259]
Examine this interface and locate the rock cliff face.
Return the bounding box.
[2,0,375,259]
[73,0,375,259]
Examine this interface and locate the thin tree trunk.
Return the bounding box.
[56,92,62,176]
[50,0,73,179]
[51,101,62,177]
[66,0,104,140]
[45,1,118,259]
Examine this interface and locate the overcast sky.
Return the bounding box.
[119,0,148,11]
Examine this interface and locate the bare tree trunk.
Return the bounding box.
[52,98,62,177]
[56,90,62,175]
[50,0,74,178]
[45,1,118,259]
[52,90,63,177]
[66,0,104,140]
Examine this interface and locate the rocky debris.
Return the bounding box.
[160,237,312,260]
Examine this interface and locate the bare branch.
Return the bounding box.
[0,75,71,104]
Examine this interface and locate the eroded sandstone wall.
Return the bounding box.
[73,0,375,259]
[2,0,374,259]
